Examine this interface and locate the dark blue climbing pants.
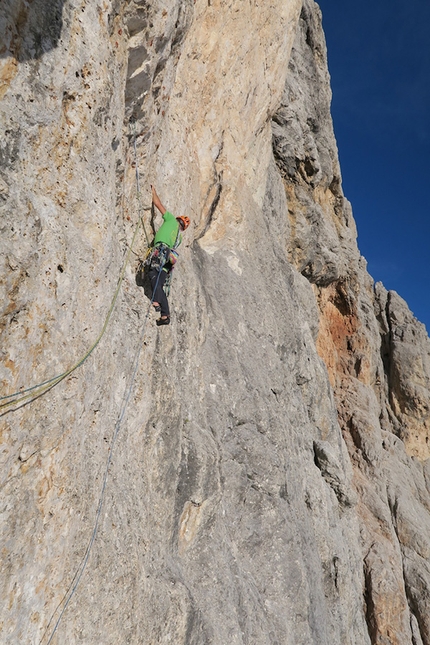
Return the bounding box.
[149,267,169,317]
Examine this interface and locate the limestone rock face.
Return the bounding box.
[1,1,430,644]
[277,6,430,644]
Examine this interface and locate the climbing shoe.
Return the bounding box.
[156,316,170,326]
[153,305,161,312]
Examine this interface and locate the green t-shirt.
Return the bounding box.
[154,211,182,248]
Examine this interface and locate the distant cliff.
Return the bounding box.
[1,1,430,644]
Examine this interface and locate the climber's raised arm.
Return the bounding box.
[151,185,167,215]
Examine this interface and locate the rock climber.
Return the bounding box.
[147,185,190,326]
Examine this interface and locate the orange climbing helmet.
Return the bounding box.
[177,216,190,230]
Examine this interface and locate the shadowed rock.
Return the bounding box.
[0,0,66,61]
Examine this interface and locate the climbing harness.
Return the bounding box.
[143,220,182,298]
[145,242,171,271]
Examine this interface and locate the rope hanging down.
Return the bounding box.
[39,262,165,645]
[0,125,149,414]
[32,123,157,643]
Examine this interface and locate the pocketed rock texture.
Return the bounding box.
[1,1,430,644]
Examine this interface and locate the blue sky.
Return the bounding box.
[317,0,430,332]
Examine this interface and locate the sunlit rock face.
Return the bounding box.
[277,5,430,644]
[1,1,430,644]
